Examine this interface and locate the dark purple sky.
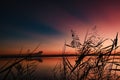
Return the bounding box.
[1,0,120,54]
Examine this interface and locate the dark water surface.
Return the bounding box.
[0,57,76,80]
[1,55,120,80]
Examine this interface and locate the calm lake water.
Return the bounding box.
[0,57,76,80]
[1,56,120,80]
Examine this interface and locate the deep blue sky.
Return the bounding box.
[1,0,120,54]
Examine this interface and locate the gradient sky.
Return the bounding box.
[1,0,120,54]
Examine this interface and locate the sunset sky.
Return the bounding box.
[1,0,120,54]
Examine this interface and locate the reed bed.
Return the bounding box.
[52,27,120,80]
[1,27,120,80]
[0,46,40,80]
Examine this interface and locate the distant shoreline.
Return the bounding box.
[1,53,120,59]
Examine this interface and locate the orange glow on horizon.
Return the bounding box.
[1,1,120,55]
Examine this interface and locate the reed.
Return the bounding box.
[52,27,120,80]
[0,46,40,80]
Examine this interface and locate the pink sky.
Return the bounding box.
[1,0,120,54]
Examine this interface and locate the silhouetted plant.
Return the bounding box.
[52,26,120,80]
[0,45,40,80]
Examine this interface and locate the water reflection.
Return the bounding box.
[1,55,120,80]
[0,57,76,80]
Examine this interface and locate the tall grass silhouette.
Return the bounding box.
[0,45,40,80]
[1,27,120,80]
[52,26,120,80]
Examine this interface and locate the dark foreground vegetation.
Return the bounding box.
[1,27,120,80]
[52,27,120,80]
